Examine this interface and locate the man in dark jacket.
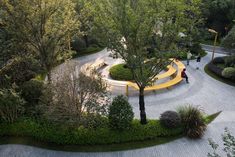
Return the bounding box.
[181,68,189,83]
[196,53,201,70]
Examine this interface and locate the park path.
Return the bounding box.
[0,49,235,157]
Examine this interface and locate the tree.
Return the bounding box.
[201,0,235,36]
[74,0,95,48]
[40,62,110,126]
[94,0,201,124]
[222,26,235,49]
[0,0,80,82]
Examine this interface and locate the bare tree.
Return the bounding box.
[40,62,109,126]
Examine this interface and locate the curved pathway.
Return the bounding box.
[0,50,235,157]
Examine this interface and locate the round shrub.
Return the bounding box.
[160,111,181,128]
[109,64,133,81]
[177,105,206,139]
[222,67,235,80]
[21,79,44,105]
[108,95,134,130]
[71,36,86,52]
[212,57,225,64]
[20,79,44,116]
[208,61,223,76]
[0,88,25,123]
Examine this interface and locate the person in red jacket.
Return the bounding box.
[181,68,189,83]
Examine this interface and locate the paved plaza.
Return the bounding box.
[0,49,235,157]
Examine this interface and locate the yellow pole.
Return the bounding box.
[212,32,218,60]
[126,85,129,97]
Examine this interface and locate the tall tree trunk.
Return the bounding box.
[83,35,89,48]
[47,71,52,84]
[139,87,147,124]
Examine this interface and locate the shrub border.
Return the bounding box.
[0,112,220,152]
[204,64,235,87]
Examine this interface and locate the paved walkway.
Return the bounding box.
[0,50,235,157]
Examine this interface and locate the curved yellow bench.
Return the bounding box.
[126,59,185,96]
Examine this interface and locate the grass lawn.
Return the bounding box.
[0,135,182,152]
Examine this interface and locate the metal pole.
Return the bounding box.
[126,85,129,97]
[212,33,218,60]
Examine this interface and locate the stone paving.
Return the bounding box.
[0,49,235,157]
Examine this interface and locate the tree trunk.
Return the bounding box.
[47,71,52,84]
[83,35,89,48]
[139,87,147,124]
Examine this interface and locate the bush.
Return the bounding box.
[208,61,223,76]
[40,64,109,127]
[0,88,25,123]
[164,51,187,60]
[222,26,235,49]
[222,67,235,80]
[189,43,204,55]
[0,118,183,145]
[0,57,42,88]
[108,95,134,130]
[88,37,100,46]
[80,114,109,129]
[160,111,181,129]
[224,55,235,67]
[212,57,225,64]
[71,37,86,52]
[177,105,206,139]
[20,79,44,116]
[208,128,235,157]
[109,64,133,81]
[21,79,44,105]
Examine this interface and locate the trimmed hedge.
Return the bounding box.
[208,56,235,82]
[0,118,183,145]
[207,57,225,76]
[109,64,133,81]
[222,67,235,80]
[207,61,223,76]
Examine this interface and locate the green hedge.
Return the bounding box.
[109,64,133,81]
[0,118,183,145]
[222,67,235,80]
[72,46,104,58]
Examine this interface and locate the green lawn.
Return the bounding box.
[0,135,182,152]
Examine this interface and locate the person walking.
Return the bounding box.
[181,68,189,83]
[196,53,201,70]
[187,51,192,66]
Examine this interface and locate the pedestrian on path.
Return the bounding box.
[187,51,192,66]
[196,53,201,70]
[181,68,189,83]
